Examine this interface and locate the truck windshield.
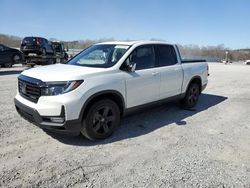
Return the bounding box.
[67,44,130,68]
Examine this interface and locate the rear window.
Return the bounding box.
[22,37,42,44]
[22,37,35,43]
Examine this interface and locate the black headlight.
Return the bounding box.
[41,80,83,96]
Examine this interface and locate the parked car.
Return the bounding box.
[0,44,24,67]
[20,37,54,56]
[14,41,209,140]
[244,60,250,65]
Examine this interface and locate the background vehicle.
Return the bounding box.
[245,60,250,65]
[52,42,69,63]
[20,37,54,56]
[21,39,68,66]
[15,41,209,140]
[0,44,23,67]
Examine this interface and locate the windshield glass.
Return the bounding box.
[67,44,130,68]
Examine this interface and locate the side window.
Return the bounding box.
[44,39,49,45]
[125,45,155,70]
[39,38,43,45]
[156,45,178,67]
[42,39,46,45]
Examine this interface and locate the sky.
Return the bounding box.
[0,0,249,49]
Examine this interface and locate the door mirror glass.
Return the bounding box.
[121,61,136,72]
[129,63,136,72]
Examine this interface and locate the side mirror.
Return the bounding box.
[121,62,136,72]
[129,63,136,72]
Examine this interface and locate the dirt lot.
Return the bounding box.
[0,63,250,187]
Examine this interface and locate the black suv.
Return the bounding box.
[0,44,24,67]
[20,37,54,56]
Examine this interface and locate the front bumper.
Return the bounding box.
[14,98,81,135]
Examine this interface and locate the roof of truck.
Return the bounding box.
[97,40,172,46]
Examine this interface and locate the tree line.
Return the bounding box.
[178,44,250,61]
[1,33,249,61]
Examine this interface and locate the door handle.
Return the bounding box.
[151,72,159,76]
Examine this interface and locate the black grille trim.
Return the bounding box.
[18,75,44,103]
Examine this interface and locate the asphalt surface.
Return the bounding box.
[0,63,249,187]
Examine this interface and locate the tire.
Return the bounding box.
[4,62,12,68]
[81,99,120,140]
[182,83,200,108]
[12,54,21,64]
[47,58,54,65]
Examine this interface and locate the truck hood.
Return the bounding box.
[21,64,106,82]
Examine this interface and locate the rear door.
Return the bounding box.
[155,44,183,99]
[122,45,161,108]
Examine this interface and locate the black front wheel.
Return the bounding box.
[182,83,200,108]
[12,54,21,64]
[81,99,120,140]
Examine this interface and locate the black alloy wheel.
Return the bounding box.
[182,83,200,108]
[81,99,120,140]
[12,54,21,63]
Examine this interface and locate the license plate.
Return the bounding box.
[28,53,37,56]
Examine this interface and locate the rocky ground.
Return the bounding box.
[0,63,249,187]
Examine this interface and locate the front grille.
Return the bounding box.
[18,78,41,103]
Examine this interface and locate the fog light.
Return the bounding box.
[50,117,65,123]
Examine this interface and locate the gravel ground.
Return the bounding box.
[0,63,250,188]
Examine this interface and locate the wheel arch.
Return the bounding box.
[79,90,125,121]
[186,76,202,94]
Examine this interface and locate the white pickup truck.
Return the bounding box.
[14,41,209,140]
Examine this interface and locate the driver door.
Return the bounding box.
[122,45,160,108]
